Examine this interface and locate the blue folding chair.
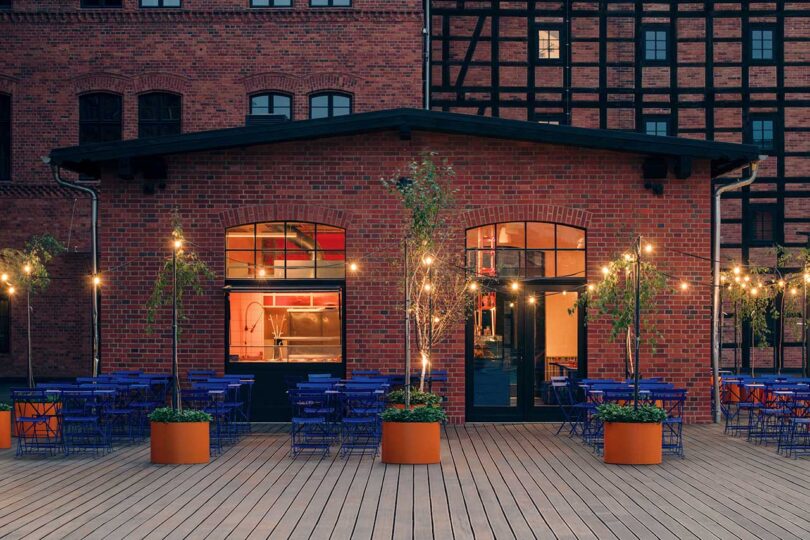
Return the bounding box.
[289,389,333,457]
[653,389,686,457]
[340,390,384,457]
[12,389,63,457]
[62,390,113,456]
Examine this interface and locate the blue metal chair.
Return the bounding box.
[12,389,63,457]
[551,378,580,436]
[653,389,686,457]
[62,390,113,456]
[339,390,383,457]
[289,389,332,457]
[182,388,228,454]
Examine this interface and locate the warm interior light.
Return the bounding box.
[423,256,433,266]
[349,262,358,272]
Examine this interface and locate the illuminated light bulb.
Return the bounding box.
[562,290,568,296]
[644,244,653,254]
[623,253,632,262]
[743,276,750,282]
[433,316,440,323]
[727,284,733,291]
[734,276,741,283]
[778,279,785,288]
[23,264,31,275]
[423,256,433,266]
[733,266,741,275]
[511,282,519,291]
[7,286,14,295]
[1,273,7,282]
[173,239,183,250]
[741,282,747,289]
[509,302,515,308]
[423,283,432,292]
[258,268,267,278]
[790,287,798,296]
[601,266,610,276]
[805,274,810,283]
[680,282,689,291]
[751,287,759,296]
[720,275,726,283]
[349,262,358,272]
[528,296,536,304]
[587,284,595,292]
[93,276,101,286]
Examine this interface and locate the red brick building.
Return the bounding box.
[49,110,759,421]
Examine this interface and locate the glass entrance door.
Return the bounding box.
[467,285,583,421]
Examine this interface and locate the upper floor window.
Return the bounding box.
[536,25,563,62]
[250,93,292,120]
[748,115,776,153]
[140,0,180,7]
[311,0,352,6]
[642,27,669,63]
[79,93,122,145]
[226,222,346,280]
[748,203,779,246]
[466,222,586,279]
[251,0,292,6]
[138,92,181,138]
[310,93,352,119]
[0,94,9,181]
[643,116,670,137]
[0,291,9,354]
[82,0,122,7]
[750,26,775,62]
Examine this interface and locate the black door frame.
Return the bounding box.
[465,280,586,422]
[224,281,346,421]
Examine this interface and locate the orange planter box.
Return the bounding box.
[150,422,210,465]
[603,422,662,465]
[13,402,61,438]
[0,411,10,449]
[381,421,441,464]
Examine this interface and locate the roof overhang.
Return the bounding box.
[49,108,761,178]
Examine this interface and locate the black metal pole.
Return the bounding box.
[27,286,33,389]
[404,239,411,409]
[634,236,641,409]
[804,277,809,378]
[172,247,179,410]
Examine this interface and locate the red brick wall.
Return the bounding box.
[97,131,713,422]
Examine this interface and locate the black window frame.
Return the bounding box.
[310,0,352,6]
[0,93,9,182]
[534,23,565,65]
[309,92,353,120]
[641,115,671,137]
[747,113,779,155]
[138,92,182,139]
[747,203,781,247]
[249,92,293,120]
[250,0,292,6]
[0,291,9,354]
[81,0,123,7]
[749,24,777,64]
[641,25,670,65]
[79,92,123,146]
[139,0,181,7]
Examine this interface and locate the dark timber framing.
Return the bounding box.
[429,0,810,375]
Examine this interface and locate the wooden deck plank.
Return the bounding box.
[0,424,808,539]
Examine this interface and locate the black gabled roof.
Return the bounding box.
[50,108,760,177]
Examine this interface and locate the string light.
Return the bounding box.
[173,239,183,250]
[92,275,101,286]
[733,266,741,275]
[423,283,432,292]
[510,282,519,291]
[743,276,750,282]
[623,253,632,262]
[0,273,7,282]
[349,262,358,272]
[258,268,267,278]
[680,282,689,291]
[790,287,798,296]
[587,284,595,292]
[528,296,536,304]
[562,290,568,296]
[601,265,610,276]
[644,243,653,254]
[751,287,759,296]
[433,316,440,323]
[23,264,31,275]
[468,282,478,291]
[778,279,785,288]
[7,286,14,295]
[423,256,433,266]
[734,276,741,283]
[508,302,514,308]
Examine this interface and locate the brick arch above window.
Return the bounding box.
[219,204,354,231]
[241,72,301,95]
[459,204,593,231]
[72,72,130,96]
[301,72,361,94]
[131,72,190,95]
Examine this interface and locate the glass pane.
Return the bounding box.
[229,291,342,363]
[226,250,255,279]
[310,95,329,119]
[257,222,285,250]
[317,251,346,279]
[273,94,292,119]
[526,222,554,249]
[250,95,269,115]
[536,291,579,405]
[472,292,518,407]
[333,95,351,116]
[258,251,286,278]
[226,224,254,250]
[526,250,555,277]
[286,252,316,279]
[557,225,585,249]
[467,225,495,249]
[496,222,525,248]
[557,251,586,277]
[316,224,345,251]
[467,249,496,277]
[496,249,522,278]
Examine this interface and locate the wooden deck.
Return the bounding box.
[0,424,809,540]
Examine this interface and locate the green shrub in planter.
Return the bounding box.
[0,403,11,412]
[595,403,666,423]
[380,406,447,423]
[148,407,212,423]
[387,387,442,407]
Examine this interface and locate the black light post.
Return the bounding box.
[799,231,810,378]
[633,236,642,409]
[171,238,182,410]
[397,176,413,408]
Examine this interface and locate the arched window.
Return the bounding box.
[226,222,346,280]
[79,92,122,145]
[249,92,292,120]
[466,222,586,279]
[138,92,181,138]
[309,92,352,119]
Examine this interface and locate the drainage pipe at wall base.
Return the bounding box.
[45,160,100,378]
[711,156,766,423]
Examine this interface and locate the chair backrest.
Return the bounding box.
[341,390,383,417]
[650,389,687,417]
[551,380,573,406]
[288,389,330,417]
[308,373,334,380]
